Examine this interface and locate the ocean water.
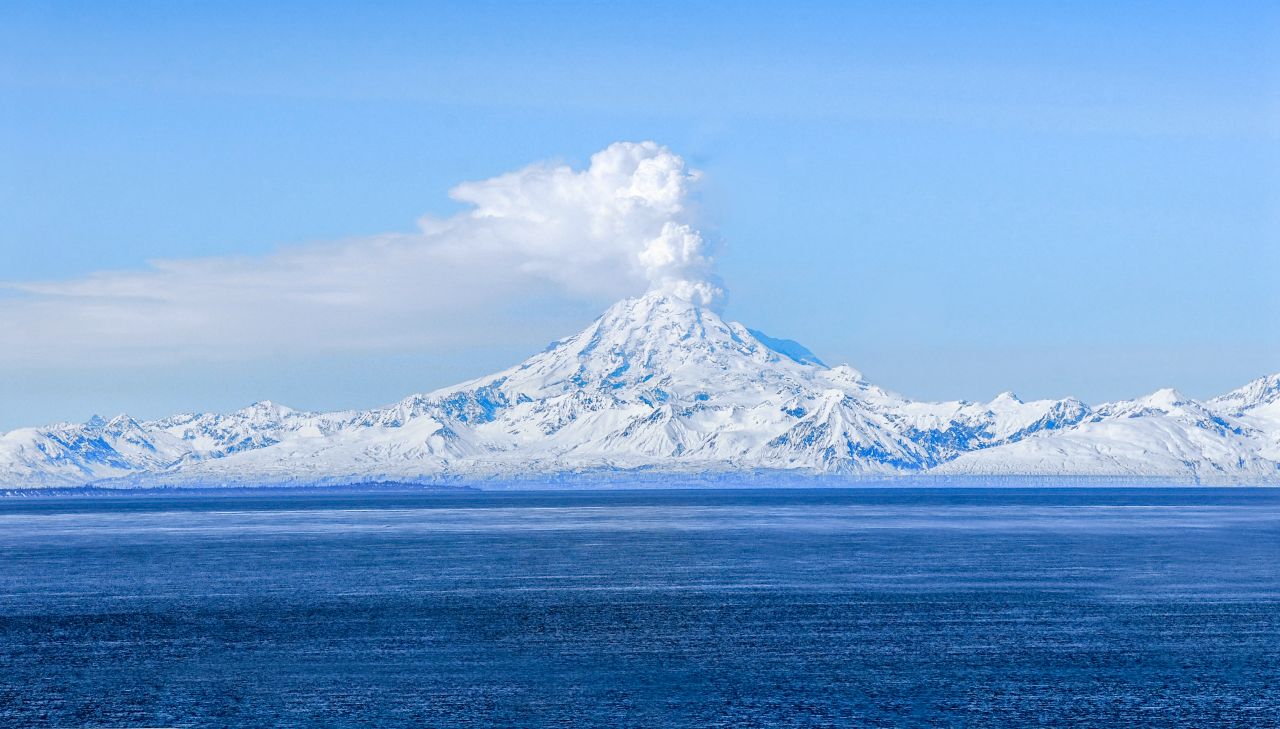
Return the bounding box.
[1,488,1278,727]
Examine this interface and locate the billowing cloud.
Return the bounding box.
[1,141,721,367]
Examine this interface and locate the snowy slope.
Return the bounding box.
[1208,374,1280,465]
[935,388,1278,481]
[2,287,1276,487]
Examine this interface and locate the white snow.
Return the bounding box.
[3,288,1276,487]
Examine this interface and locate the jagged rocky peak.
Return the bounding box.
[1139,388,1191,413]
[1094,387,1201,419]
[1210,373,1280,415]
[238,400,297,419]
[102,414,144,436]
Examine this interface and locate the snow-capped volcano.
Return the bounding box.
[2,288,1277,487]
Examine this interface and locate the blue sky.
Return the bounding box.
[2,1,1278,429]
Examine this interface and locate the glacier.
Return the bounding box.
[3,289,1277,488]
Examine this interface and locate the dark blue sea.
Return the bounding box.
[1,488,1278,727]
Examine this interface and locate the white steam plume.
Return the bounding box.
[439,140,721,304]
[0,142,722,370]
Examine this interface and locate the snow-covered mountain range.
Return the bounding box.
[4,288,1278,488]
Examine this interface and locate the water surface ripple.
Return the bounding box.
[1,488,1277,727]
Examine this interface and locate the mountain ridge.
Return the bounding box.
[3,288,1277,487]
